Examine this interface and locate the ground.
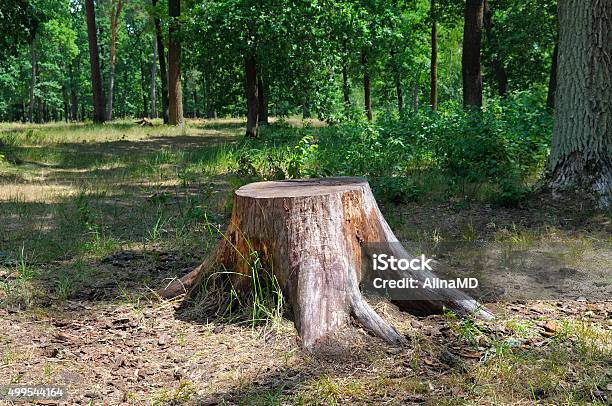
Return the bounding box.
[0,119,610,405]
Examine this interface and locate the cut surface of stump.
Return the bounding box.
[161,177,490,349]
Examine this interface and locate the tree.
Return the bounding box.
[167,0,183,126]
[362,50,372,121]
[548,0,612,208]
[106,0,124,121]
[462,0,484,108]
[29,35,37,123]
[151,0,169,124]
[429,0,437,111]
[482,0,507,97]
[257,76,268,124]
[84,0,105,123]
[244,53,258,138]
[151,37,158,117]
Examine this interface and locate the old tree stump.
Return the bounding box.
[161,177,490,348]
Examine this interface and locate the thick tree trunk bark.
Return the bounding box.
[160,178,491,349]
[462,0,484,108]
[29,37,36,123]
[362,50,372,121]
[483,0,508,97]
[245,54,259,137]
[152,0,169,124]
[85,0,106,123]
[257,76,268,124]
[167,0,183,127]
[548,0,612,208]
[430,0,438,111]
[412,82,419,112]
[546,42,558,110]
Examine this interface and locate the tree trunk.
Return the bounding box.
[483,0,508,97]
[106,0,124,121]
[62,85,68,122]
[244,54,259,138]
[69,62,78,121]
[257,76,268,124]
[362,50,372,121]
[167,0,183,126]
[546,42,558,110]
[430,0,438,111]
[151,37,158,118]
[548,0,612,208]
[462,0,484,108]
[140,53,149,118]
[160,178,490,349]
[85,0,106,123]
[152,0,169,124]
[29,37,36,123]
[412,82,419,112]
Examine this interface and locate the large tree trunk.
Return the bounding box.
[106,0,123,121]
[362,50,372,121]
[29,37,36,123]
[462,0,484,108]
[483,0,508,97]
[152,0,169,124]
[548,0,612,208]
[244,54,259,138]
[412,81,419,112]
[160,178,490,349]
[167,0,183,127]
[546,42,558,110]
[430,0,438,111]
[85,0,106,123]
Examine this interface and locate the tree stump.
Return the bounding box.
[160,177,490,349]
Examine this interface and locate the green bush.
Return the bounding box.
[232,94,552,205]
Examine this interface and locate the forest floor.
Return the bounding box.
[0,119,610,405]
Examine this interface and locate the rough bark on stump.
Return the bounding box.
[160,177,490,349]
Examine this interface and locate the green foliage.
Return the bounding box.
[243,95,552,205]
